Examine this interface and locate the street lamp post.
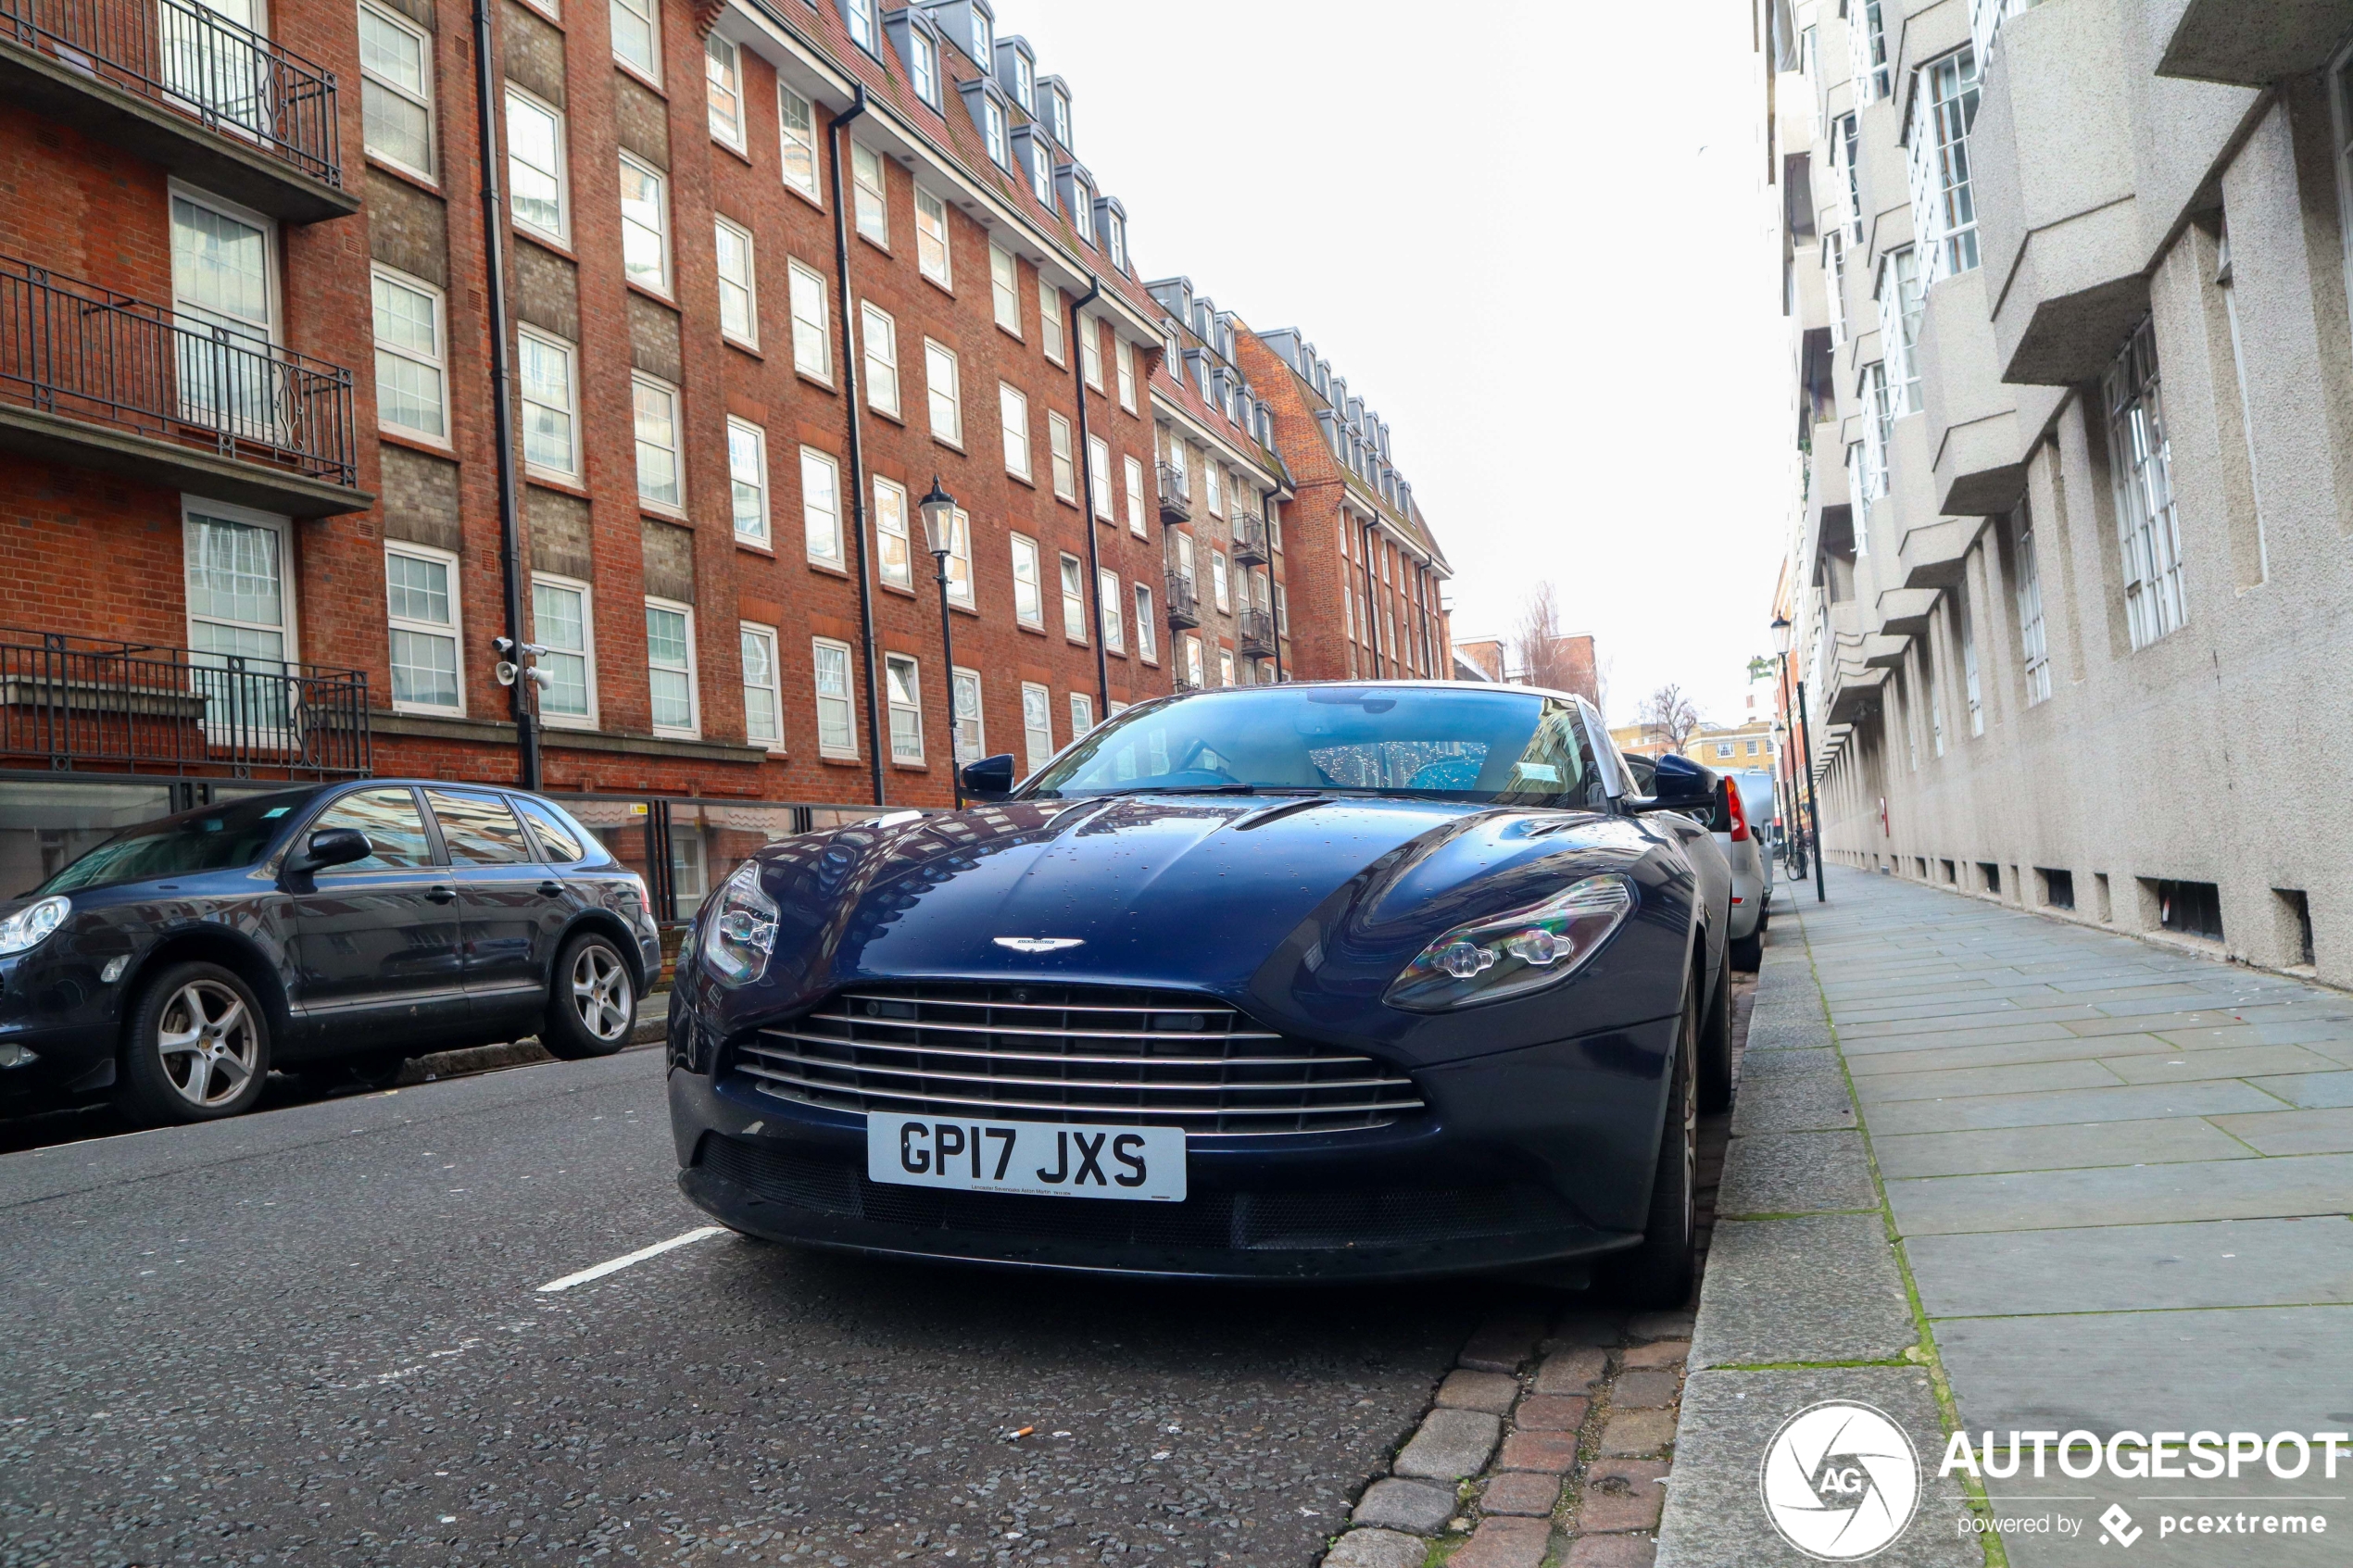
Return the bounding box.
[1770,613,1825,905]
[920,477,963,809]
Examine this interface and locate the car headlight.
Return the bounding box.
[0,896,70,958]
[700,861,778,985]
[1385,874,1635,1011]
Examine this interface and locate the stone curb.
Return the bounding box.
[390,989,670,1086]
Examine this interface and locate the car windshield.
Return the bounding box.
[39,791,310,894]
[1026,685,1605,807]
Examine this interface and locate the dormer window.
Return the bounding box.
[961,78,1012,169]
[1101,202,1127,272]
[1060,169,1094,245]
[1045,82,1070,148]
[909,27,939,107]
[972,7,992,66]
[845,0,877,53]
[1015,127,1054,210]
[1013,50,1033,110]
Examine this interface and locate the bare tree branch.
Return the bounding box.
[1638,684,1702,752]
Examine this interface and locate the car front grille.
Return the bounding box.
[727,983,1425,1135]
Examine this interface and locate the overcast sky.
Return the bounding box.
[1010,0,1795,727]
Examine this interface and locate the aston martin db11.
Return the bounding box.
[668,682,1733,1299]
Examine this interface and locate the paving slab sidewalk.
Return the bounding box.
[1659,868,2353,1568]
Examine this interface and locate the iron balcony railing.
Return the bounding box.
[0,627,370,777]
[1155,462,1191,523]
[0,0,342,186]
[1237,608,1275,658]
[1164,576,1201,630]
[0,256,359,488]
[1231,512,1269,564]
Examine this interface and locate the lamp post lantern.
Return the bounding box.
[1768,612,1824,903]
[920,477,963,808]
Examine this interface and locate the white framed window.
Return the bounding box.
[618,153,670,295]
[1848,0,1890,103]
[1026,135,1055,210]
[982,92,1009,169]
[740,621,783,749]
[1876,246,1924,414]
[915,186,951,287]
[359,1,434,178]
[1045,83,1070,147]
[1211,549,1230,612]
[917,341,955,444]
[801,445,843,565]
[610,0,658,79]
[885,652,924,761]
[778,82,820,200]
[1105,208,1126,273]
[844,0,877,52]
[506,87,567,244]
[1099,568,1123,653]
[1957,587,1982,735]
[646,598,698,736]
[1273,583,1288,638]
[1183,633,1204,689]
[908,23,939,107]
[1204,462,1224,517]
[998,382,1030,478]
[706,32,745,149]
[1133,583,1156,661]
[1039,278,1063,363]
[726,418,768,545]
[1070,177,1095,246]
[631,373,681,508]
[1218,647,1236,687]
[1069,692,1093,736]
[183,506,294,721]
[1078,314,1102,389]
[862,301,901,418]
[531,573,595,724]
[1011,533,1042,626]
[1048,410,1076,501]
[1059,553,1086,641]
[989,242,1021,333]
[386,542,462,713]
[517,325,577,477]
[2106,317,2184,650]
[1123,455,1146,535]
[2016,526,2050,704]
[1087,435,1113,520]
[1013,50,1034,111]
[1176,530,1195,589]
[1020,681,1053,771]
[850,141,888,246]
[1114,336,1137,412]
[952,666,984,762]
[1905,46,1982,285]
[788,258,830,380]
[874,474,912,589]
[813,636,856,757]
[371,265,446,441]
[715,218,757,345]
[945,507,973,608]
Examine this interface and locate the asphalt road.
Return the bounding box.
[0,1049,1479,1568]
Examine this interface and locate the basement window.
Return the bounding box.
[2037,868,2074,910]
[2152,879,2223,941]
[1941,859,1957,884]
[1979,862,2000,896]
[2276,888,2315,967]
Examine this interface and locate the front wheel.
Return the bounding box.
[541,932,637,1060]
[117,961,271,1125]
[1604,976,1698,1308]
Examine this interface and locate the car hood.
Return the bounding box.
[711,792,1693,1061]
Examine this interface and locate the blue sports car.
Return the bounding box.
[667,682,1733,1300]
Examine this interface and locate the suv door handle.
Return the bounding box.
[425,884,458,904]
[537,880,563,897]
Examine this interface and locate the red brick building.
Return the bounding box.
[0,0,1451,906]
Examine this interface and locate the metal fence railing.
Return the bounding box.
[1231,511,1269,564]
[1155,462,1190,521]
[1238,608,1275,657]
[558,794,934,928]
[0,0,342,186]
[0,627,370,778]
[0,255,359,488]
[1164,575,1200,629]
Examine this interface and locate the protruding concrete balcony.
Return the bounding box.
[1896,513,1980,591]
[1875,591,1941,639]
[1918,269,2027,517]
[2156,0,2353,84]
[1826,664,1889,726]
[1973,0,2146,387]
[0,0,356,222]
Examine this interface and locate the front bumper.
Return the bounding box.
[0,949,124,1102]
[667,1013,1680,1282]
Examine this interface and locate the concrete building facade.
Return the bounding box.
[1769,0,2353,982]
[0,0,1451,901]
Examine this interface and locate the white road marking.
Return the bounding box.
[535,1226,724,1293]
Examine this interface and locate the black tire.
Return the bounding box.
[117,960,271,1125]
[1698,950,1735,1113]
[1729,929,1764,972]
[1604,976,1698,1309]
[542,931,637,1060]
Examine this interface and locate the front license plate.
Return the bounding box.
[867,1114,1187,1202]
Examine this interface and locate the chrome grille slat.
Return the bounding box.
[730,982,1425,1136]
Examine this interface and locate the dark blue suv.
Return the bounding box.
[0,782,661,1123]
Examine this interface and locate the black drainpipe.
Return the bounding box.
[1065,274,1110,720]
[826,86,885,805]
[472,0,537,789]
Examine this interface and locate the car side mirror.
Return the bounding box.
[287,826,373,875]
[960,753,1017,802]
[1625,753,1718,816]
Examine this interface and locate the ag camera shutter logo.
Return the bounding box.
[1759,1400,1922,1560]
